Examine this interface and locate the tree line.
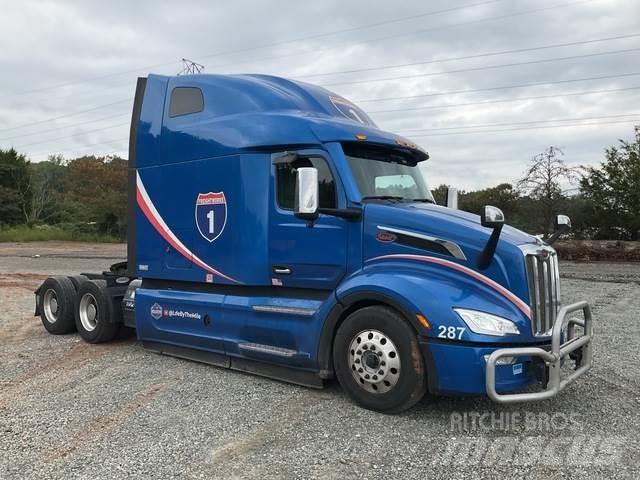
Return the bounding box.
[0,152,127,239]
[432,126,639,240]
[0,125,638,241]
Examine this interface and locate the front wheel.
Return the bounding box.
[333,306,426,413]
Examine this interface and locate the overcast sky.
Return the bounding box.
[1,0,639,190]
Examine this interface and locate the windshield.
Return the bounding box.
[345,150,434,202]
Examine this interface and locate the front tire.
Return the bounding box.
[333,306,426,413]
[74,280,120,343]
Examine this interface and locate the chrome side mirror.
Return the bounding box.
[446,187,458,209]
[556,214,571,229]
[480,205,505,228]
[294,167,319,220]
[477,205,505,270]
[546,214,572,245]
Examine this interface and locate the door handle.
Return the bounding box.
[273,266,291,275]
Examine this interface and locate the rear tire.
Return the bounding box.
[68,274,89,290]
[333,306,426,413]
[38,276,77,334]
[74,280,120,343]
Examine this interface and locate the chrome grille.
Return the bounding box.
[523,247,561,336]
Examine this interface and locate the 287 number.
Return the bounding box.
[437,325,465,340]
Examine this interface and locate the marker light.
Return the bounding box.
[355,134,367,141]
[454,308,520,336]
[416,314,430,330]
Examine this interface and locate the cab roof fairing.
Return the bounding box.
[146,73,429,160]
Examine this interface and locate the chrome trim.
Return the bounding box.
[238,343,298,357]
[376,225,467,260]
[486,301,593,403]
[519,243,560,336]
[252,305,316,317]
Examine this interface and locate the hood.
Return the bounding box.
[362,202,538,303]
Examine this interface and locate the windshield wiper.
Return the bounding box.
[361,195,405,202]
[410,197,435,204]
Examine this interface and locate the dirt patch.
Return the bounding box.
[0,281,40,290]
[0,342,115,408]
[0,315,41,343]
[556,240,640,262]
[42,381,170,463]
[0,273,50,281]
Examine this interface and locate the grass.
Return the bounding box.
[0,225,120,243]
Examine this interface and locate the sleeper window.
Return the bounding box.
[169,87,204,117]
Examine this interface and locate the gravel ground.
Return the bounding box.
[1,242,639,479]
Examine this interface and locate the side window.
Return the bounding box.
[169,87,204,117]
[276,157,337,210]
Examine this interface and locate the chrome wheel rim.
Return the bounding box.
[348,329,401,394]
[43,289,59,323]
[79,293,98,332]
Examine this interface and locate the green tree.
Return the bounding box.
[64,155,128,238]
[24,154,68,225]
[430,184,449,205]
[459,183,519,218]
[0,148,31,225]
[581,125,640,240]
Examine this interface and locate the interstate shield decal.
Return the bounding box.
[195,192,227,243]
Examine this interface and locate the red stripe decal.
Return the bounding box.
[367,254,531,318]
[136,177,240,284]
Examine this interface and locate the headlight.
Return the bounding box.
[454,308,520,336]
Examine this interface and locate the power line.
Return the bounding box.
[319,48,640,87]
[367,86,640,114]
[1,0,505,98]
[11,123,129,150]
[354,71,640,103]
[296,32,640,79]
[10,79,640,153]
[0,98,131,133]
[0,112,130,142]
[0,0,593,134]
[397,113,640,133]
[6,69,637,139]
[28,137,129,158]
[208,0,593,71]
[407,118,640,137]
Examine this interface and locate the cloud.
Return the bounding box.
[0,0,638,189]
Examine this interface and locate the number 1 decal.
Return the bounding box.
[195,192,227,243]
[206,210,215,234]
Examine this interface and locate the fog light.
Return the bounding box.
[484,354,517,365]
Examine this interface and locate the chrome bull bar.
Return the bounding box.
[486,301,593,404]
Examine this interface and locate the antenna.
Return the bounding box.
[178,58,205,75]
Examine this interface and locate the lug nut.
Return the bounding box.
[358,368,363,373]
[378,370,384,375]
[364,374,370,379]
[370,345,376,351]
[381,361,386,366]
[377,351,383,357]
[372,375,378,380]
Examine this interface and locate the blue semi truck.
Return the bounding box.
[35,73,593,412]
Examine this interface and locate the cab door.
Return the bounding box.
[269,150,348,290]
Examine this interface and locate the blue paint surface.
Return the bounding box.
[133,73,546,396]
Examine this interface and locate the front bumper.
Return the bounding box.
[485,300,593,404]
